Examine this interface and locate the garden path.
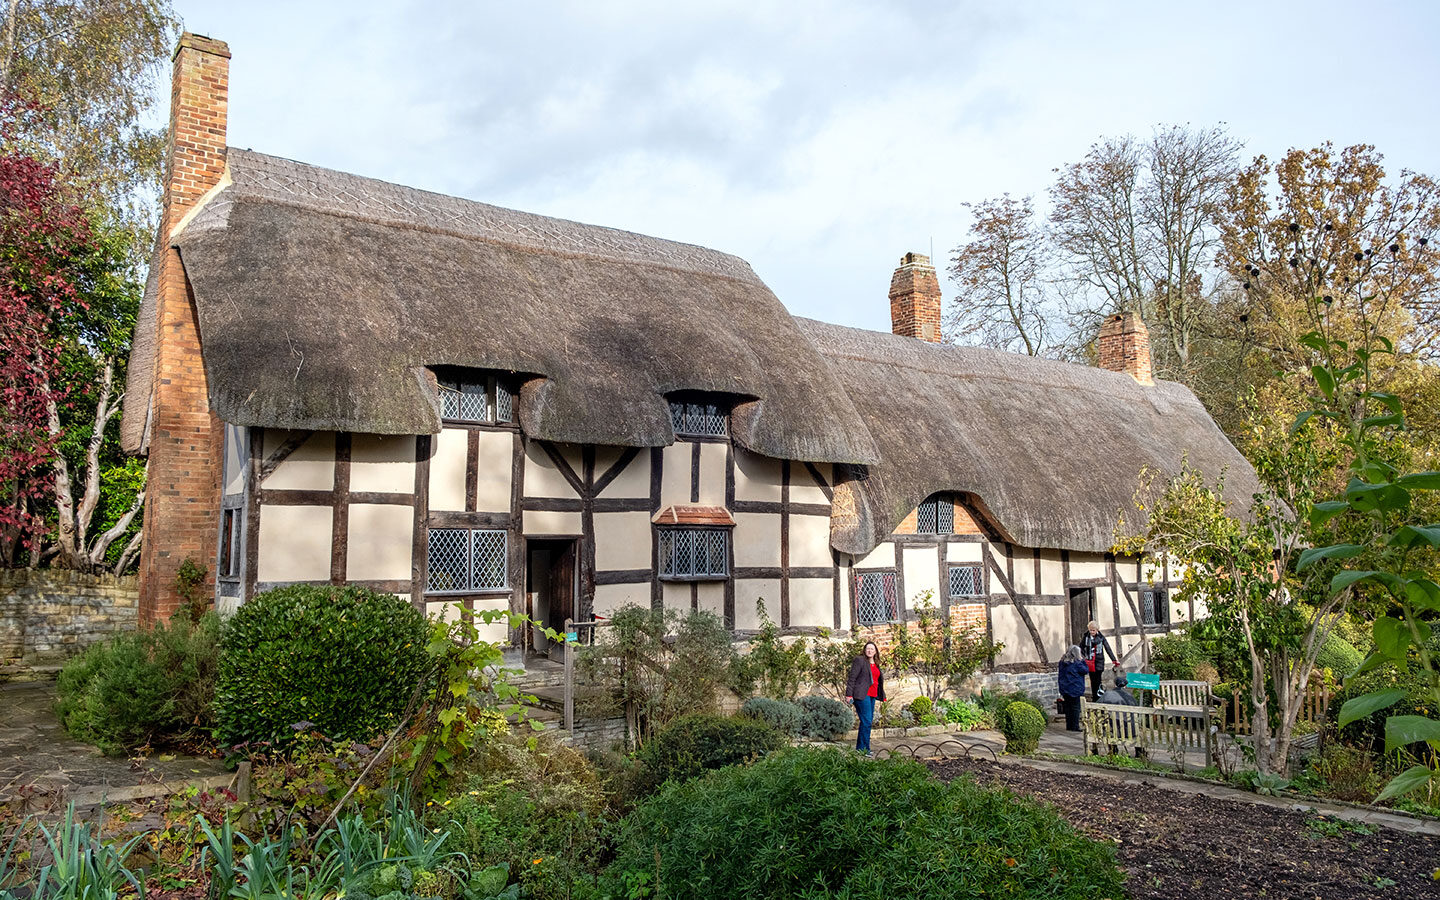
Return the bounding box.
[0,681,230,812]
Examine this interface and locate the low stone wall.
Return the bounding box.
[979,670,1061,713]
[0,568,138,678]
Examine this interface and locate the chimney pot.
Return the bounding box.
[1097,310,1154,385]
[889,252,942,343]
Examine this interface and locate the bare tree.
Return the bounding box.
[946,195,1059,356]
[1050,125,1241,375]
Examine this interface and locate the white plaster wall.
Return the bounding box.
[856,541,895,570]
[1012,548,1035,594]
[947,541,983,563]
[524,442,580,499]
[790,578,832,627]
[594,512,651,570]
[1069,554,1107,581]
[990,605,1030,666]
[1117,584,1140,628]
[258,505,331,582]
[474,431,513,512]
[523,510,582,535]
[1034,605,1069,661]
[788,514,833,568]
[593,583,649,617]
[838,560,852,630]
[223,424,245,496]
[1039,550,1064,595]
[696,582,725,619]
[789,464,828,505]
[734,513,781,567]
[698,443,726,505]
[733,449,782,502]
[987,543,1007,584]
[263,431,335,491]
[428,428,468,512]
[346,503,413,581]
[659,444,691,505]
[734,580,779,630]
[350,434,416,494]
[1095,583,1117,631]
[902,546,940,604]
[662,582,690,612]
[596,448,649,498]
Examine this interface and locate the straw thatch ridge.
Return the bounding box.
[799,318,1260,555]
[123,149,879,465]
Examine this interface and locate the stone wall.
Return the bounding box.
[0,569,139,677]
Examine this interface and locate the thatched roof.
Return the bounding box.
[121,149,880,465]
[800,319,1261,555]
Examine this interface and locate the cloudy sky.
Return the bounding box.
[169,0,1440,332]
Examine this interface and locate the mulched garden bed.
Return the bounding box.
[928,757,1439,900]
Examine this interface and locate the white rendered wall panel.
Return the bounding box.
[263,430,335,491]
[346,503,413,581]
[349,434,416,494]
[257,504,331,582]
[428,428,468,512]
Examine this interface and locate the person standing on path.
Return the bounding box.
[844,641,886,755]
[1080,621,1118,700]
[1058,645,1090,732]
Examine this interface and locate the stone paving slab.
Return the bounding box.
[0,680,228,807]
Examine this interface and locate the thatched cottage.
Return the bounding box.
[125,34,1259,671]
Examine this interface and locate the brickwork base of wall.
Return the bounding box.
[0,569,138,680]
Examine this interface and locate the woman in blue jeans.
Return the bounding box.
[844,642,886,754]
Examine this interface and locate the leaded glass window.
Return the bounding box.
[427,527,508,592]
[436,373,516,425]
[854,570,899,625]
[658,528,729,579]
[916,496,955,534]
[948,564,983,598]
[1141,588,1167,626]
[669,401,728,437]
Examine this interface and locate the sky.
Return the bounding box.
[167,0,1440,333]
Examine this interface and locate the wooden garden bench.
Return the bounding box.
[1156,679,1216,714]
[1080,699,1214,766]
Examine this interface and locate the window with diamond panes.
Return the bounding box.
[916,496,955,534]
[854,570,899,626]
[658,528,729,579]
[426,527,508,592]
[437,374,515,425]
[1141,588,1168,626]
[669,401,728,437]
[948,564,983,598]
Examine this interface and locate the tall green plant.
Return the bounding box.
[887,591,1002,704]
[731,599,809,700]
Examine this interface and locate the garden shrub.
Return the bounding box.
[938,698,984,729]
[808,634,867,700]
[1001,702,1046,754]
[605,748,1124,900]
[739,696,805,735]
[632,713,785,794]
[56,611,221,754]
[796,694,852,739]
[729,599,809,699]
[1150,630,1209,680]
[905,696,933,720]
[1292,745,1382,803]
[1313,632,1362,679]
[978,688,1048,725]
[437,734,607,899]
[215,585,429,745]
[1332,634,1440,751]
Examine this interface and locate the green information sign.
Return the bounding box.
[1127,672,1160,691]
[565,631,579,642]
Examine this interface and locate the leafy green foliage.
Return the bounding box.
[55,610,220,754]
[1150,630,1210,680]
[886,591,1003,704]
[978,688,1048,727]
[1000,702,1046,755]
[1291,745,1382,803]
[605,748,1124,899]
[806,633,867,700]
[796,694,852,739]
[1314,632,1363,678]
[738,697,804,735]
[632,713,785,795]
[215,586,429,746]
[730,598,809,700]
[937,697,985,729]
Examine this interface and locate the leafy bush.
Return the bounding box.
[56,611,221,754]
[632,714,785,794]
[978,688,1048,725]
[887,591,1003,703]
[739,697,805,735]
[1332,634,1440,750]
[796,694,852,739]
[215,585,429,746]
[808,634,867,700]
[1292,745,1382,803]
[938,698,984,729]
[905,696,933,720]
[1001,702,1046,754]
[605,748,1124,899]
[730,599,809,700]
[1314,632,1362,679]
[437,734,607,899]
[1150,630,1210,680]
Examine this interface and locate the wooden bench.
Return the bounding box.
[1156,679,1215,714]
[1080,699,1214,766]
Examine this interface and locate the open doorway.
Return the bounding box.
[1068,587,1095,648]
[527,538,577,662]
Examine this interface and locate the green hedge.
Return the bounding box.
[606,748,1124,899]
[633,714,785,794]
[1001,702,1046,755]
[215,585,429,745]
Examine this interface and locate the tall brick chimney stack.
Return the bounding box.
[1097,311,1154,385]
[889,252,942,343]
[137,33,230,624]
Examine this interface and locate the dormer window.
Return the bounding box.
[669,398,728,437]
[435,371,514,425]
[916,494,955,534]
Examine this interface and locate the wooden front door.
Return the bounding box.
[1069,587,1095,648]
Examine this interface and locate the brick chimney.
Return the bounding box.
[1097,311,1154,385]
[136,33,230,623]
[889,252,942,343]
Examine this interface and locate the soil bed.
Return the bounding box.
[928,757,1439,900]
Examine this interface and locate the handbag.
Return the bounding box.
[1085,657,1096,673]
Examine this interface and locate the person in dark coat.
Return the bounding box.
[1099,671,1139,706]
[844,641,886,755]
[1080,621,1118,700]
[1057,645,1090,732]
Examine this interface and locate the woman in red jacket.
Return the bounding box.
[844,641,886,755]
